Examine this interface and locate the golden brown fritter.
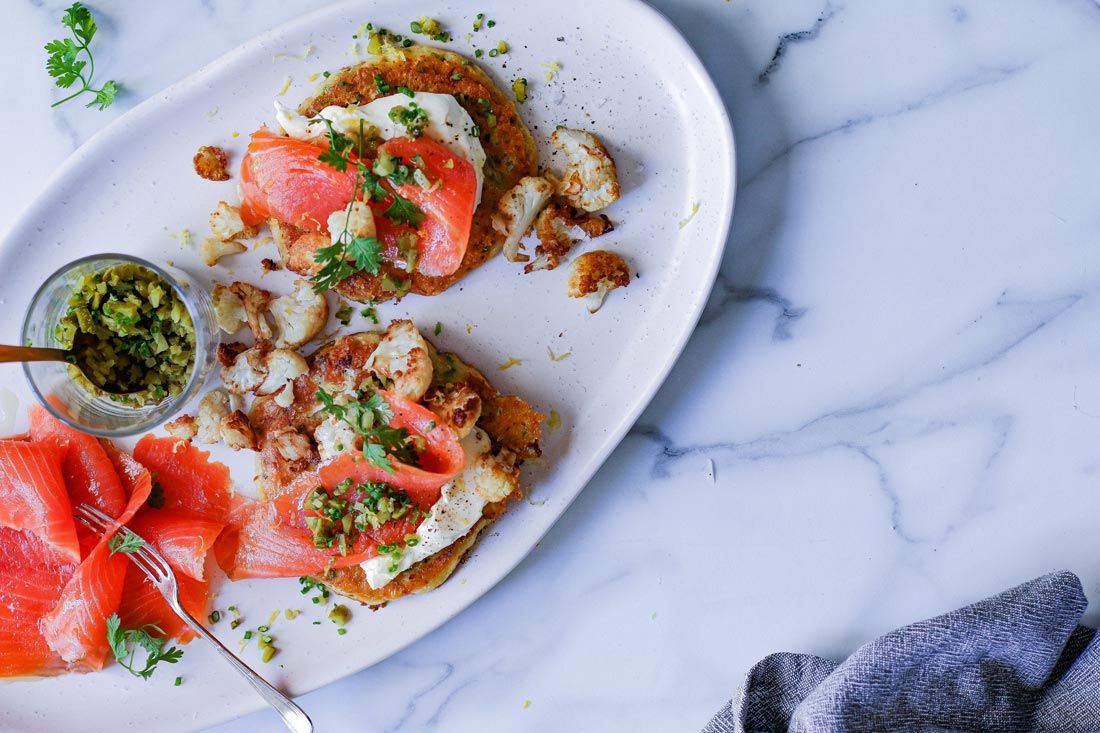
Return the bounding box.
[283,46,539,301]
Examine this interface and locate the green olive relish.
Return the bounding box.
[54,263,196,406]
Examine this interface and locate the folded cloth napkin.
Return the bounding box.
[704,571,1100,732]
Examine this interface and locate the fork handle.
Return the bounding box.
[177,610,313,733]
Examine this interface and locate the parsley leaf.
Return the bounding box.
[385,194,426,228]
[45,3,119,110]
[105,613,184,680]
[347,236,382,272]
[107,530,145,556]
[314,387,416,473]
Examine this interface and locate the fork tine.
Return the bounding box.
[73,515,101,534]
[74,505,112,532]
[73,504,169,582]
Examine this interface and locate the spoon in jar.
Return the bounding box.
[0,344,140,397]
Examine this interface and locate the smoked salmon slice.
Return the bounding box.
[133,436,232,522]
[118,562,209,645]
[214,488,418,580]
[379,137,477,277]
[127,509,223,582]
[0,440,80,562]
[0,528,75,677]
[39,441,151,670]
[239,129,357,231]
[30,405,127,517]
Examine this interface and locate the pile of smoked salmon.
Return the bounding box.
[0,407,229,677]
[0,391,468,679]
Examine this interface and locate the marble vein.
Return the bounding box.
[633,291,1086,480]
[741,64,1027,190]
[756,1,839,85]
[698,272,807,340]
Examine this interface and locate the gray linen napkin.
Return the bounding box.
[704,571,1100,732]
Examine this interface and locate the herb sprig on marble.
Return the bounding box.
[45,3,119,110]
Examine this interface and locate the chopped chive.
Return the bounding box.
[243,630,253,640]
[208,610,221,624]
[262,646,277,663]
[337,628,347,636]
[487,19,496,27]
[174,676,182,686]
[434,321,443,335]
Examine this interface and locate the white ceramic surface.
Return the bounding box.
[0,1,732,731]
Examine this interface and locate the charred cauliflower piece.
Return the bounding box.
[471,447,520,503]
[566,250,631,313]
[314,416,358,461]
[552,128,620,212]
[164,415,198,441]
[201,237,247,267]
[196,389,232,444]
[526,202,614,273]
[423,383,482,439]
[222,345,307,408]
[212,282,273,341]
[491,176,554,262]
[269,427,315,462]
[193,145,230,181]
[210,201,258,243]
[365,319,433,402]
[270,279,328,349]
[220,410,258,451]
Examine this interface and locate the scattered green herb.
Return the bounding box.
[434,321,443,336]
[335,303,353,326]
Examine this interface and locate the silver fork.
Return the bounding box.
[75,503,313,733]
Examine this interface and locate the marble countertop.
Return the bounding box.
[4,0,1100,730]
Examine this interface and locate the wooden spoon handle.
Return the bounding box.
[0,344,69,364]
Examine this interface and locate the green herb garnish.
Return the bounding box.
[45,3,119,110]
[335,303,353,326]
[315,387,420,472]
[107,530,144,556]
[105,614,183,680]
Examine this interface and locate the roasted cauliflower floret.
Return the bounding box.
[193,145,230,181]
[491,176,553,262]
[471,448,520,503]
[222,345,307,408]
[270,279,328,349]
[314,416,358,461]
[201,237,247,267]
[552,128,620,212]
[196,388,232,444]
[258,349,309,408]
[210,201,258,242]
[236,283,275,341]
[567,250,631,313]
[365,319,433,401]
[220,410,258,451]
[327,201,377,243]
[526,202,614,273]
[211,283,246,334]
[423,383,482,440]
[269,428,315,462]
[164,415,198,441]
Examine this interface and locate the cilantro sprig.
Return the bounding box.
[105,614,183,680]
[315,387,420,473]
[310,117,425,292]
[45,3,119,110]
